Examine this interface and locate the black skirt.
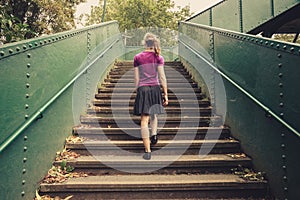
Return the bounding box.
[133,85,165,116]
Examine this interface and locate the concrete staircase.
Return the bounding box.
[38,61,270,199]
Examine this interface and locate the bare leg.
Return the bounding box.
[141,114,151,153]
[150,114,158,136]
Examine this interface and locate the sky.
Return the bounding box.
[76,0,223,17]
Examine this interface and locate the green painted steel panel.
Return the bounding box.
[0,21,124,200]
[189,10,210,26]
[212,0,240,32]
[274,0,300,15]
[179,21,300,199]
[242,0,273,32]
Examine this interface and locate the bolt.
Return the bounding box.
[0,51,4,56]
[26,73,30,78]
[283,45,287,50]
[280,93,284,97]
[23,158,27,163]
[29,44,33,48]
[24,147,28,152]
[279,103,284,107]
[25,104,29,109]
[26,83,30,88]
[282,165,287,170]
[25,115,29,119]
[24,136,28,141]
[23,45,27,50]
[290,47,294,52]
[281,144,285,148]
[16,47,20,51]
[22,169,26,174]
[9,49,13,54]
[279,83,283,87]
[25,94,30,98]
[27,63,31,68]
[27,54,31,58]
[21,191,25,196]
[278,73,283,78]
[283,176,287,181]
[282,154,286,159]
[22,180,26,185]
[278,54,282,58]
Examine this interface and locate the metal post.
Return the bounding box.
[102,0,107,23]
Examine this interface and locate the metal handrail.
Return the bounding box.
[0,36,121,153]
[179,38,300,138]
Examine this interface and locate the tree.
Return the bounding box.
[0,0,86,44]
[80,0,191,32]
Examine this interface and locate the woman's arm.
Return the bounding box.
[158,65,168,106]
[134,67,139,91]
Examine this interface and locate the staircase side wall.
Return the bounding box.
[179,22,300,200]
[0,21,124,200]
[188,0,300,33]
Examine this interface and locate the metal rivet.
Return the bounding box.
[279,83,283,87]
[35,42,38,46]
[23,158,27,163]
[280,113,284,117]
[27,63,31,68]
[26,83,30,88]
[22,180,26,185]
[283,176,287,180]
[278,54,282,58]
[26,73,30,78]
[276,44,280,48]
[281,144,285,148]
[25,104,29,109]
[270,43,274,46]
[278,73,283,78]
[284,187,288,191]
[21,191,25,196]
[25,114,29,119]
[9,49,13,54]
[278,63,283,68]
[290,47,294,52]
[280,93,284,97]
[48,39,51,43]
[281,133,285,137]
[282,155,286,159]
[40,41,43,45]
[22,169,26,173]
[265,41,269,45]
[283,45,287,50]
[282,165,287,169]
[25,94,30,98]
[24,146,28,152]
[27,54,31,58]
[279,103,284,107]
[23,45,27,50]
[0,51,4,56]
[29,44,33,48]
[16,47,20,51]
[24,136,28,141]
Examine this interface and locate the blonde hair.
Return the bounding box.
[143,32,161,56]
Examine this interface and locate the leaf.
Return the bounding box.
[35,190,42,200]
[60,160,67,169]
[64,196,73,200]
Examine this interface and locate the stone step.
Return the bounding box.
[104,78,195,83]
[80,115,223,128]
[87,106,212,116]
[54,154,250,175]
[95,92,205,100]
[107,73,192,79]
[101,82,198,88]
[109,70,190,76]
[92,99,208,107]
[39,174,268,200]
[73,126,231,140]
[98,87,202,94]
[65,139,241,155]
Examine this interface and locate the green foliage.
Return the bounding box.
[80,0,191,32]
[0,0,86,44]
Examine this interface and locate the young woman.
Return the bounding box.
[133,33,168,160]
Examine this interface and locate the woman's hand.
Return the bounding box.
[163,94,168,106]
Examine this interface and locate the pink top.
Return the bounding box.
[134,51,164,87]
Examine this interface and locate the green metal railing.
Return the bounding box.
[188,0,300,33]
[179,21,300,200]
[0,21,124,200]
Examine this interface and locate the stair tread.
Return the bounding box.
[40,174,267,191]
[56,154,250,163]
[67,139,239,146]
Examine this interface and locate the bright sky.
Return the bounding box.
[76,0,223,17]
